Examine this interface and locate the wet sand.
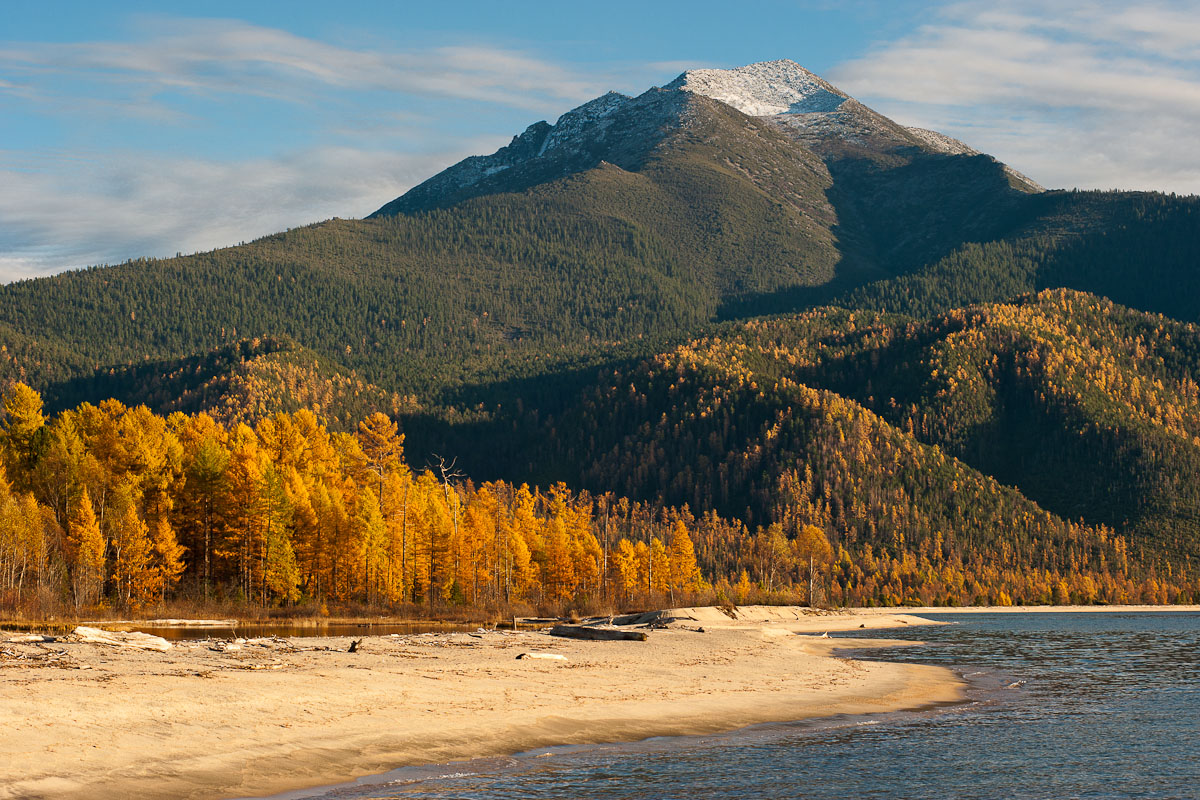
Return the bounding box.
[0,607,962,800]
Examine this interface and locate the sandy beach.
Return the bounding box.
[1,607,962,800]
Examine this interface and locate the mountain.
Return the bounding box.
[1,59,1056,409]
[374,59,1044,290]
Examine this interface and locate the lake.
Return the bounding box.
[265,611,1200,799]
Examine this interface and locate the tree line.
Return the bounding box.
[4,374,1193,617]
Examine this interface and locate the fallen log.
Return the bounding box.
[549,625,648,642]
[3,633,57,643]
[73,626,172,652]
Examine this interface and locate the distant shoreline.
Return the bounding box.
[0,606,961,800]
[857,604,1200,614]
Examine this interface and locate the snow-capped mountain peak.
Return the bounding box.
[373,58,1043,217]
[665,59,847,117]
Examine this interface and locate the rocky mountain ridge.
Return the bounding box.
[373,59,1041,217]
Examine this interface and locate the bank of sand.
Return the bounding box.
[1,607,962,800]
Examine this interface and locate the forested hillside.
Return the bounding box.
[842,191,1200,321]
[501,290,1200,599]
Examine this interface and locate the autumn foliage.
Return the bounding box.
[0,387,721,615]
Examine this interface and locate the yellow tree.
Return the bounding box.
[355,486,387,605]
[0,479,54,599]
[285,468,320,599]
[66,486,106,608]
[0,382,46,490]
[356,412,404,498]
[650,537,670,596]
[259,463,299,605]
[380,469,412,603]
[460,491,496,605]
[610,538,639,602]
[176,435,229,594]
[564,497,602,598]
[222,425,264,598]
[150,516,186,602]
[418,471,453,604]
[490,485,534,602]
[667,519,701,601]
[510,484,544,598]
[31,413,86,525]
[794,524,834,607]
[109,497,155,607]
[541,516,576,602]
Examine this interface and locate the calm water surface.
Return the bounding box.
[274,612,1200,800]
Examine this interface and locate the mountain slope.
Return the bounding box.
[501,298,1187,604]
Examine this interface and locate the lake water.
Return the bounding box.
[268,612,1200,800]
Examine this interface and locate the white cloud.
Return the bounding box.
[0,18,604,114]
[828,0,1200,194]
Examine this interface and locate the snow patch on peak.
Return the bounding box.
[667,59,847,117]
[539,91,631,156]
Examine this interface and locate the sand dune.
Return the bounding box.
[0,608,961,799]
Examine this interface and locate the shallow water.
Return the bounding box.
[273,611,1200,800]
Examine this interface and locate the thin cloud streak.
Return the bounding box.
[0,18,605,113]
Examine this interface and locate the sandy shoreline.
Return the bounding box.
[1,607,962,800]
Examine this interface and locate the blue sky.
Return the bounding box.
[3,0,1200,281]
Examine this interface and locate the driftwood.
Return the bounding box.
[549,625,648,642]
[73,626,172,652]
[516,652,567,661]
[3,633,57,643]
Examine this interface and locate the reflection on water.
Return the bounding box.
[277,612,1200,800]
[117,621,477,641]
